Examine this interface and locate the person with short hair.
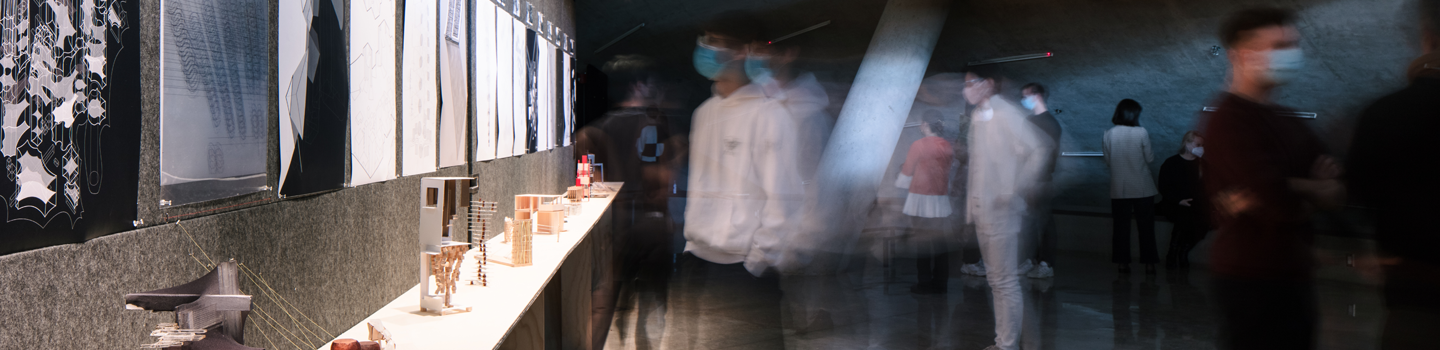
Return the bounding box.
[1020,83,1061,278]
[1157,131,1208,270]
[1346,0,1440,347]
[1202,7,1342,349]
[897,111,956,294]
[962,66,1050,350]
[1102,98,1159,274]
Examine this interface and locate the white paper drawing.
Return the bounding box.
[349,0,397,186]
[472,1,497,161]
[402,0,438,176]
[494,9,514,158]
[437,0,466,167]
[160,0,270,205]
[563,52,573,146]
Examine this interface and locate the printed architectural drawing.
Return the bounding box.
[349,0,397,186]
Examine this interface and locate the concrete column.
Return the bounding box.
[801,0,950,255]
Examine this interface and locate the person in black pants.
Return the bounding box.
[1103,99,1160,274]
[1158,131,1209,270]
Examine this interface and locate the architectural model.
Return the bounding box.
[125,259,260,350]
[489,217,534,267]
[515,194,564,236]
[467,199,498,286]
[418,177,475,315]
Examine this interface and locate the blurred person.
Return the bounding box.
[962,67,1049,350]
[1158,131,1209,270]
[1203,7,1342,350]
[1345,0,1440,347]
[1103,99,1159,274]
[575,55,679,350]
[897,111,956,294]
[665,10,802,349]
[1020,83,1061,278]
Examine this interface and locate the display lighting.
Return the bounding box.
[966,52,1054,66]
[1202,107,1316,119]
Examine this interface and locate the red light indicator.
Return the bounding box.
[1047,52,1053,57]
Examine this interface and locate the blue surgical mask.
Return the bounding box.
[693,39,736,80]
[1191,147,1204,158]
[1265,48,1305,84]
[744,54,773,83]
[1021,96,1037,111]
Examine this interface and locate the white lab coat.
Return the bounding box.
[684,83,806,277]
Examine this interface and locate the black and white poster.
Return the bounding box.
[278,0,347,196]
[159,0,270,205]
[2,0,142,255]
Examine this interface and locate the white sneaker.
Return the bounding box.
[1016,259,1034,275]
[961,262,987,276]
[1027,261,1054,278]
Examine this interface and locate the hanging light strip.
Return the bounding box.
[967,52,1053,66]
[1061,151,1104,157]
[1201,107,1316,118]
[770,20,832,44]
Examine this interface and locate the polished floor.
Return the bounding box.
[601,246,1386,350]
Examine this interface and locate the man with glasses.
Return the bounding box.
[962,67,1050,350]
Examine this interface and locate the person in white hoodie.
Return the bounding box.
[664,11,803,349]
[962,67,1051,350]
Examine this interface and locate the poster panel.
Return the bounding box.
[401,0,438,175]
[278,0,348,196]
[349,0,397,186]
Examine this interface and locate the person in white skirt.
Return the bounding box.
[897,111,956,294]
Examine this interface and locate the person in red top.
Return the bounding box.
[897,111,956,294]
[1201,7,1344,350]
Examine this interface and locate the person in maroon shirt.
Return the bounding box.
[1201,7,1345,350]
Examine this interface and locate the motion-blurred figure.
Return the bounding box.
[575,55,678,350]
[962,67,1049,350]
[1158,131,1209,270]
[1103,99,1159,275]
[665,11,801,349]
[898,111,956,294]
[1020,83,1061,279]
[1345,1,1440,347]
[1203,7,1342,350]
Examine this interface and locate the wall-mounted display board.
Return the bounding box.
[2,0,143,255]
[438,0,466,168]
[562,52,574,146]
[401,0,438,176]
[278,0,348,196]
[471,1,498,162]
[349,0,397,186]
[510,18,526,156]
[523,29,537,153]
[159,0,270,206]
[495,8,515,159]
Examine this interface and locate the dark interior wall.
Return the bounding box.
[576,0,1421,209]
[0,0,576,349]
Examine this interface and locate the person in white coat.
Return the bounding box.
[962,68,1051,350]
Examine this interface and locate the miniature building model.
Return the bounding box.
[419,177,476,315]
[124,259,260,350]
[516,194,564,235]
[467,200,498,286]
[489,217,534,267]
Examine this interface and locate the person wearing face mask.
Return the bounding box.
[1020,83,1061,279]
[962,67,1050,350]
[667,10,801,349]
[1201,7,1342,350]
[1157,131,1208,270]
[1345,1,1440,347]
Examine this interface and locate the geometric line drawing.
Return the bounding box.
[349,0,397,186]
[402,0,438,176]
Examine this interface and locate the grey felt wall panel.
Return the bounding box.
[0,0,577,348]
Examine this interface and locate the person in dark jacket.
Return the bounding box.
[1345,1,1440,347]
[1157,131,1208,270]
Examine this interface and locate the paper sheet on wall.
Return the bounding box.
[472,1,497,162]
[437,0,466,168]
[159,0,270,205]
[495,11,514,159]
[563,52,573,146]
[402,0,438,175]
[349,0,397,186]
[513,20,528,156]
[3,0,144,255]
[278,0,348,196]
[540,42,556,151]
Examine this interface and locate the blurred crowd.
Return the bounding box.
[574,2,1440,349]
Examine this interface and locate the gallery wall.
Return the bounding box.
[0,0,578,349]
